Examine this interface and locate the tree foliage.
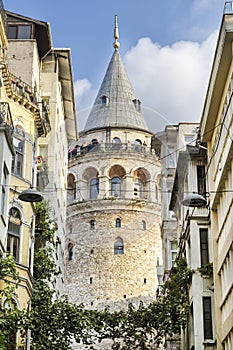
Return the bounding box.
[0,201,193,349]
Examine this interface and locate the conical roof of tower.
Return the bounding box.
[84,18,148,132]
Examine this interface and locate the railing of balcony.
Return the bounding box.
[9,73,36,103]
[0,101,13,129]
[68,142,159,159]
[0,0,7,35]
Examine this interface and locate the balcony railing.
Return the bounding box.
[10,73,36,104]
[69,142,159,159]
[0,102,13,129]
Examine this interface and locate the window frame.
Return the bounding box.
[8,24,33,39]
[114,238,124,255]
[12,125,25,177]
[199,228,209,266]
[203,297,213,340]
[7,208,21,262]
[90,178,99,199]
[111,177,121,197]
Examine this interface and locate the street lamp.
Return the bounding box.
[18,187,43,202]
[181,193,207,207]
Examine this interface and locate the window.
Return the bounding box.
[168,147,175,168]
[113,137,121,144]
[111,177,121,197]
[7,208,21,262]
[1,166,7,215]
[90,220,95,230]
[67,174,76,201]
[112,137,121,150]
[114,238,124,254]
[197,165,206,197]
[8,24,32,39]
[134,179,143,197]
[200,229,209,266]
[90,178,99,199]
[142,220,146,230]
[12,125,25,177]
[116,218,121,228]
[170,241,178,267]
[101,95,109,106]
[68,243,74,261]
[203,297,213,339]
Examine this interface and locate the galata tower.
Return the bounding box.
[65,16,162,322]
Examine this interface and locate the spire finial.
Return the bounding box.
[113,15,120,50]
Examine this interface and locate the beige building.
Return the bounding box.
[6,11,77,297]
[65,19,162,348]
[200,7,233,350]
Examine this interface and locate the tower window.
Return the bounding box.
[100,95,109,106]
[90,277,93,284]
[142,220,146,230]
[116,218,121,228]
[90,178,99,199]
[90,220,95,229]
[114,238,124,254]
[144,278,147,284]
[68,243,74,261]
[111,177,121,197]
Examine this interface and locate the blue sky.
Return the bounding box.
[4,0,229,132]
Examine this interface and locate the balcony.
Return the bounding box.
[10,73,36,104]
[68,142,158,159]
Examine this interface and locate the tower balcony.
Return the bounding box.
[68,142,159,160]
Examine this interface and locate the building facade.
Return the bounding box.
[6,11,77,297]
[200,7,233,350]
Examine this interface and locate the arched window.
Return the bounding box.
[111,177,121,197]
[134,179,143,197]
[12,125,25,177]
[116,218,121,228]
[114,238,124,254]
[7,208,21,262]
[68,243,74,261]
[90,178,99,199]
[67,174,76,201]
[90,220,95,230]
[142,220,146,230]
[113,137,121,144]
[112,137,121,150]
[101,95,109,106]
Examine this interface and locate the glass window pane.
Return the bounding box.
[8,26,17,39]
[18,25,31,39]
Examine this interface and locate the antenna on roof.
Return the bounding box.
[113,15,120,50]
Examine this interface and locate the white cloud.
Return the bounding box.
[74,78,97,131]
[74,78,91,97]
[124,31,218,132]
[75,31,218,133]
